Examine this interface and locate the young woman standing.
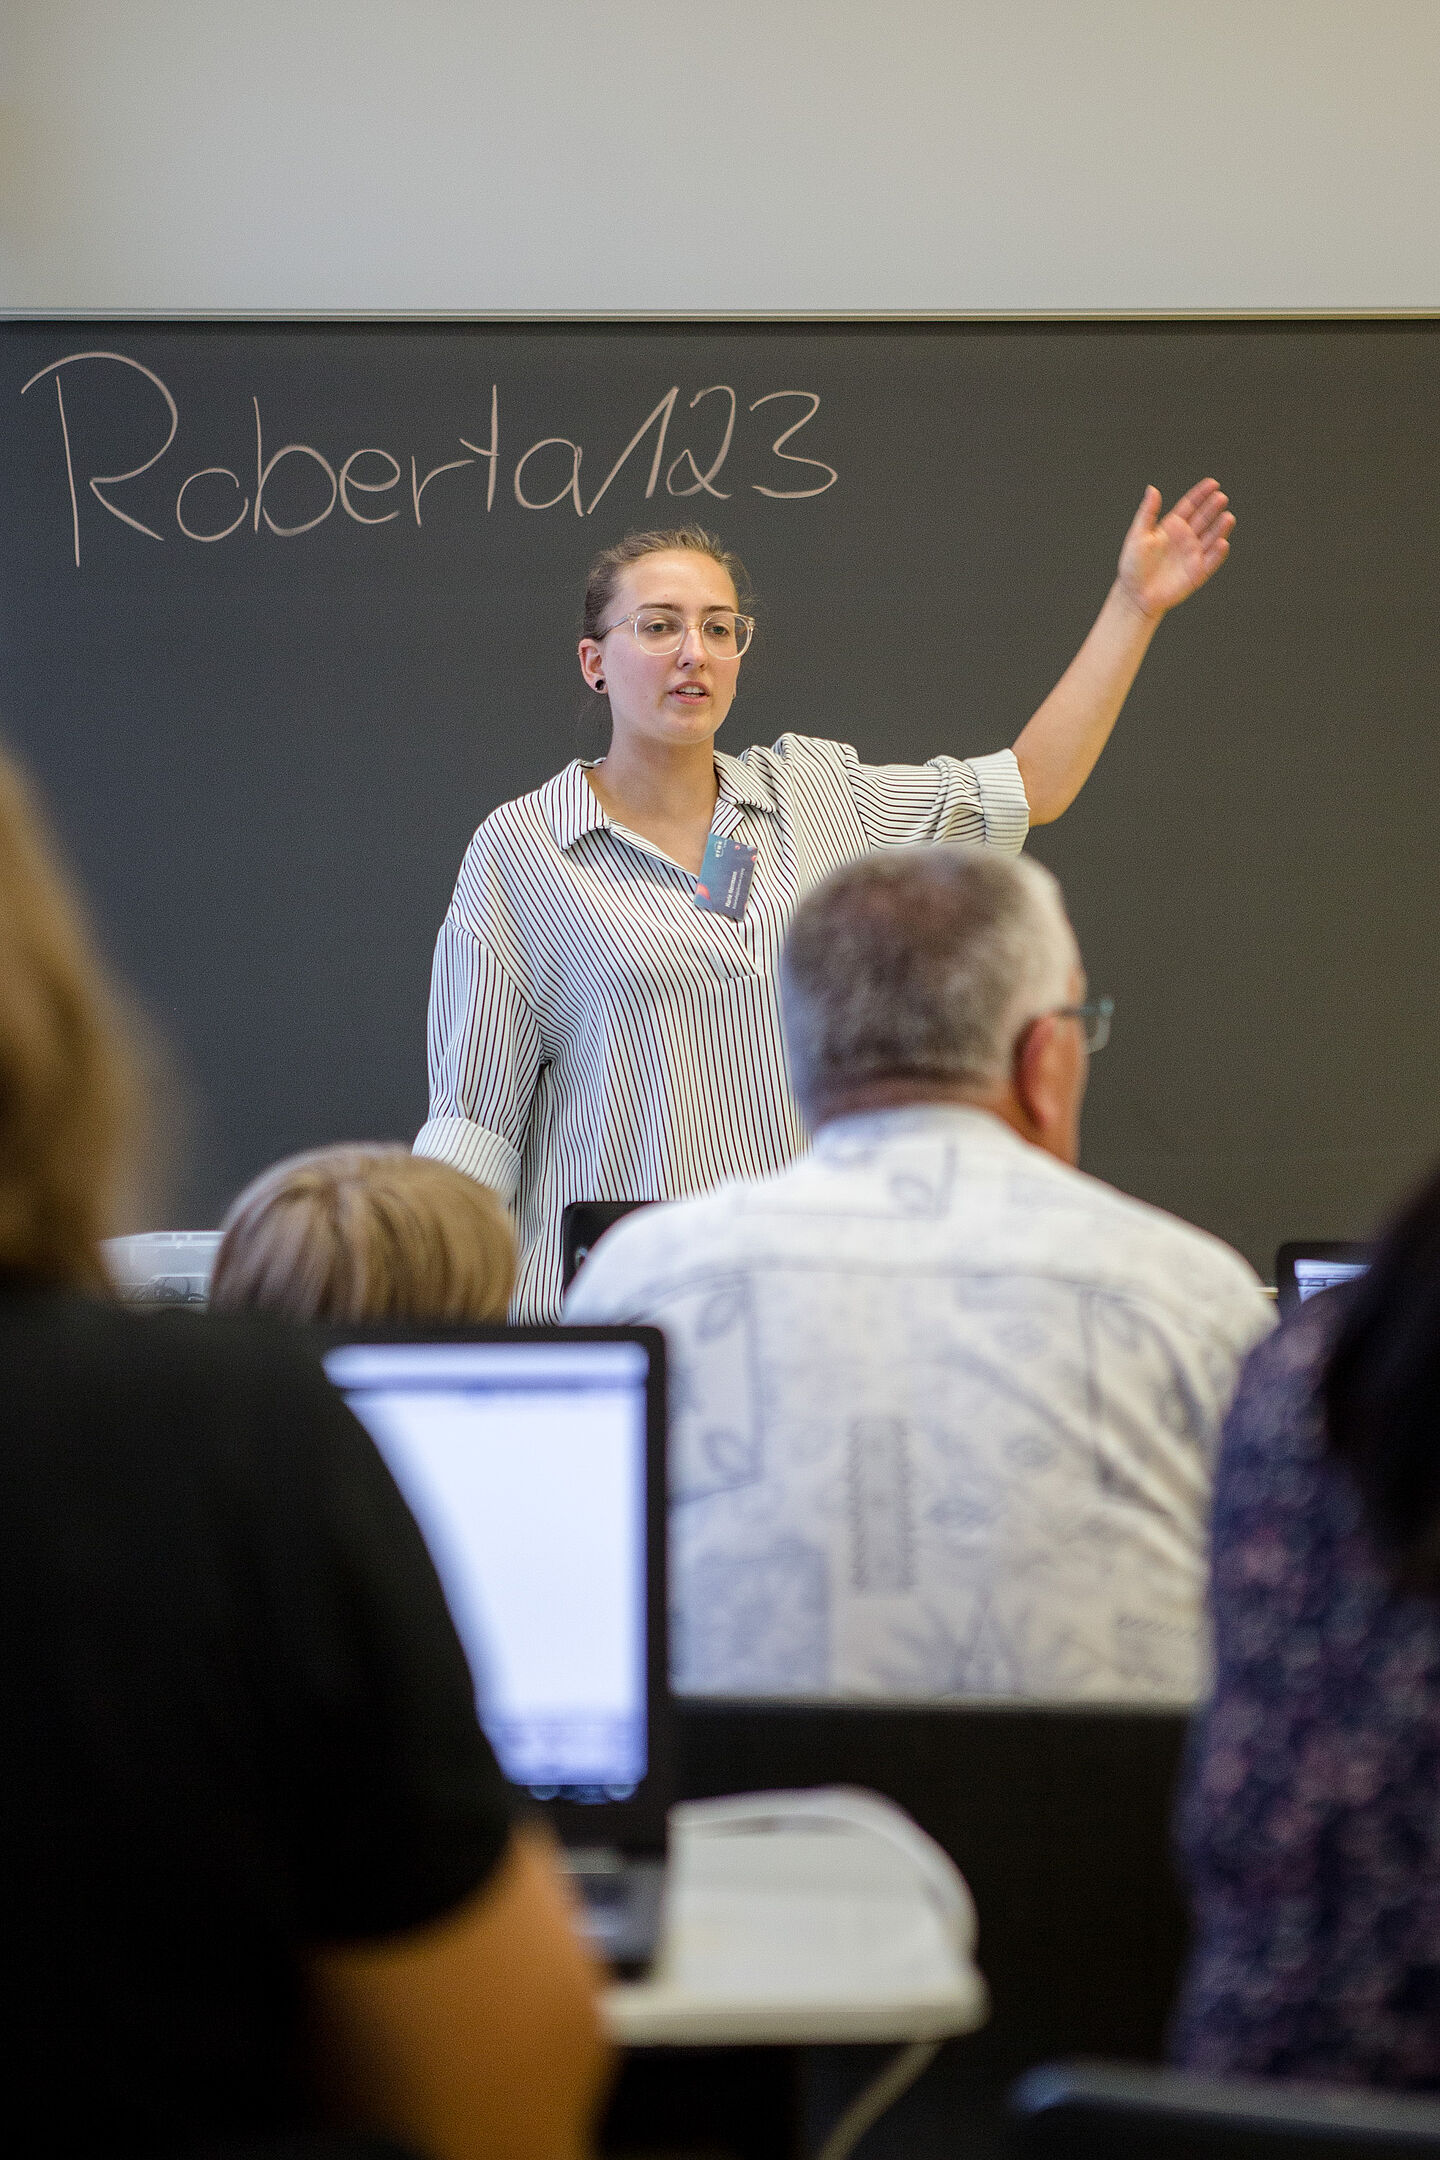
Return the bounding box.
[417,481,1233,1318]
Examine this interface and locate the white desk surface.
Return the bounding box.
[604,1789,989,2049]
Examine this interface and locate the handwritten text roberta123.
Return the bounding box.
[21,350,840,568]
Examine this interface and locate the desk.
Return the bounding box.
[601,1790,987,2160]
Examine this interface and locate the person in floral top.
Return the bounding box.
[1174,1165,1440,2086]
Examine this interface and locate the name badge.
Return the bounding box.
[694,831,757,922]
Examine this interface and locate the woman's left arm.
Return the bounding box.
[1011,479,1234,826]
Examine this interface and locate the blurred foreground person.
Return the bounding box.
[0,741,606,2157]
[211,1144,516,1322]
[568,845,1272,1700]
[1176,1164,1440,2087]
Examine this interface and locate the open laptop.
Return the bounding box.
[319,1324,670,1975]
[1275,1240,1373,1317]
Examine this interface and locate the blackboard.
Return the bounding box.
[1,319,1435,1272]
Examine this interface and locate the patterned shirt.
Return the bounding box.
[564,1103,1273,1700]
[1174,1296,1440,2088]
[415,735,1028,1321]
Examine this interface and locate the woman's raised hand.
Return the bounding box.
[1116,478,1234,621]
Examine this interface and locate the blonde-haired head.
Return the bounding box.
[209,1145,516,1324]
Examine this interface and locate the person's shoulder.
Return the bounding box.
[0,1284,296,1374]
[116,1297,335,1400]
[1234,1287,1337,1401]
[462,765,581,860]
[1028,1154,1271,1320]
[1210,1295,1340,1516]
[563,1181,761,1318]
[446,766,592,943]
[720,737,858,824]
[0,1291,343,1469]
[742,733,858,776]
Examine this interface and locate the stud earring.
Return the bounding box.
[594,676,606,693]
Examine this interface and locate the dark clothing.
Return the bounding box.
[0,1287,513,2155]
[1173,1294,1440,2086]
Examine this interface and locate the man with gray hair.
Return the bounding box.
[566,847,1272,1701]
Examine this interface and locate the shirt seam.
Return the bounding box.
[443,907,542,1023]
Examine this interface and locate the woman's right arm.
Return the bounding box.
[415,913,544,1203]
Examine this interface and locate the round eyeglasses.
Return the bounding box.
[599,606,755,659]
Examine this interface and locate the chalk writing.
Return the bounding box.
[341,449,402,526]
[19,352,838,565]
[750,392,838,500]
[668,385,736,499]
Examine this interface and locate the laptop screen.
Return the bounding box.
[1275,1242,1373,1317]
[325,1338,651,1803]
[1292,1256,1370,1302]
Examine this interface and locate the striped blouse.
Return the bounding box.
[415,734,1029,1320]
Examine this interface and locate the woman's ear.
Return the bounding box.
[578,638,605,691]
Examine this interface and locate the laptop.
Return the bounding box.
[319,1324,670,1975]
[560,1200,652,1294]
[104,1229,222,1306]
[1275,1240,1373,1318]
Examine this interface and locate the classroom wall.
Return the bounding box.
[2,0,1437,316]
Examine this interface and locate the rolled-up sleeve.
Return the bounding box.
[413,914,542,1207]
[846,745,1030,855]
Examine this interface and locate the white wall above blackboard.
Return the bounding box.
[2,2,1437,315]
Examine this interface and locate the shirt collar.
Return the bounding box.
[543,753,775,853]
[542,762,612,852]
[714,749,777,815]
[812,1101,1032,1161]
